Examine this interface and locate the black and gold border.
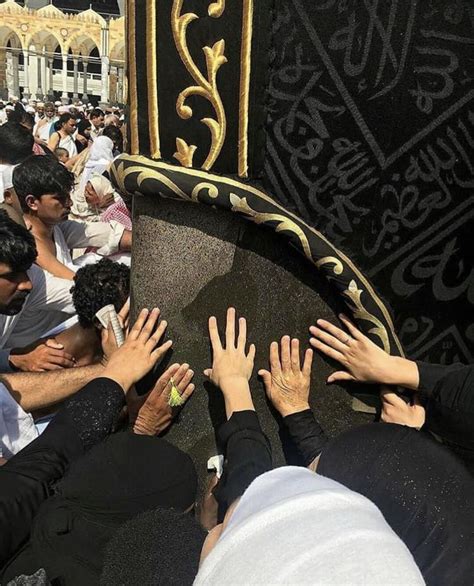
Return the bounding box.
[111,154,404,357]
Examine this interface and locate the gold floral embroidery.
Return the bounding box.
[171,0,227,170]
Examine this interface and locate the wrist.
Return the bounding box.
[383,357,419,389]
[278,402,310,418]
[8,352,24,371]
[102,368,132,394]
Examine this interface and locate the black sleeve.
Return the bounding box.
[417,362,474,456]
[0,377,124,567]
[283,409,328,466]
[213,410,272,518]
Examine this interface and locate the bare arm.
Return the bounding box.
[34,237,75,280]
[47,132,60,152]
[0,364,103,412]
[119,229,132,252]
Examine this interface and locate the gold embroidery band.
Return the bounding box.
[238,0,253,178]
[146,0,161,158]
[127,0,139,154]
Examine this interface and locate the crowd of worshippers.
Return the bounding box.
[0,101,472,586]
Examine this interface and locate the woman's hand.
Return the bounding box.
[102,308,172,393]
[259,336,313,417]
[204,307,256,418]
[309,314,419,388]
[132,363,195,435]
[380,388,426,430]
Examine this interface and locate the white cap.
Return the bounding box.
[54,100,62,106]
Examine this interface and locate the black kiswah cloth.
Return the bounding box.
[318,422,474,586]
[2,431,197,586]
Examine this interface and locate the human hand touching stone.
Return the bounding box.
[259,336,313,417]
[103,307,172,393]
[132,363,195,435]
[204,307,256,419]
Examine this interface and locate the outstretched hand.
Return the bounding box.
[132,363,195,435]
[103,307,172,393]
[204,307,256,418]
[309,314,397,385]
[380,388,425,430]
[259,336,313,417]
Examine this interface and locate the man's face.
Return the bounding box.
[0,262,32,315]
[92,114,104,129]
[45,106,55,119]
[27,192,72,225]
[37,105,44,117]
[64,118,77,135]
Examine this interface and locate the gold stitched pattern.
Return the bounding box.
[146,0,160,158]
[238,0,253,178]
[127,0,139,154]
[343,280,390,353]
[316,256,344,276]
[171,0,227,170]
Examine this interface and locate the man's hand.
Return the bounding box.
[204,307,256,418]
[103,308,172,393]
[381,388,426,429]
[133,363,195,435]
[9,339,76,372]
[309,314,419,388]
[259,336,313,417]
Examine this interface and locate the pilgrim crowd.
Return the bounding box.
[0,98,472,585]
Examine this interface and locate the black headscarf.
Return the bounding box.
[3,431,197,585]
[318,423,474,586]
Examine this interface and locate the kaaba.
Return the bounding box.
[111,0,473,479]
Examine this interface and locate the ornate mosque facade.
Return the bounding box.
[0,0,125,105]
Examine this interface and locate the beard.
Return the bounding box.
[0,293,29,316]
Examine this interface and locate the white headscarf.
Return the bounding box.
[194,467,425,585]
[0,164,14,203]
[77,136,115,200]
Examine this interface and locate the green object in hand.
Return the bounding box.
[168,378,184,407]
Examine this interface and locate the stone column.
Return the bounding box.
[73,57,79,99]
[99,24,110,107]
[117,65,124,103]
[36,54,43,98]
[0,49,9,100]
[61,53,68,103]
[12,51,20,98]
[22,49,30,99]
[100,55,110,105]
[82,59,88,102]
[109,64,117,103]
[41,49,48,99]
[48,57,54,99]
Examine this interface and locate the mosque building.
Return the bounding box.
[0,0,125,105]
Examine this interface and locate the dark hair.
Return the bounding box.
[77,118,91,134]
[0,209,37,271]
[9,103,35,130]
[102,125,123,151]
[71,259,130,328]
[54,113,76,131]
[90,108,104,120]
[101,508,206,586]
[13,155,76,212]
[0,122,34,164]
